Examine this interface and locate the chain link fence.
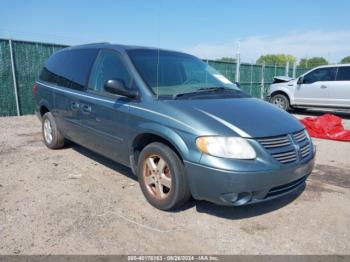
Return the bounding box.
[207,60,309,99]
[0,39,67,116]
[0,38,310,116]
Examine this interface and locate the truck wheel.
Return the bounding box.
[270,94,290,111]
[137,142,191,211]
[42,112,65,149]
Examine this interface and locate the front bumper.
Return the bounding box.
[184,154,315,206]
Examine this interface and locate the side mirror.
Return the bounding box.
[104,79,138,98]
[235,81,241,88]
[297,77,304,85]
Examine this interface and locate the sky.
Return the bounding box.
[1,0,350,63]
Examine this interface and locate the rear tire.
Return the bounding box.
[270,93,291,111]
[137,142,191,211]
[42,112,65,149]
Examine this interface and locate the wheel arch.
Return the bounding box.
[270,90,291,103]
[38,99,52,119]
[39,105,50,117]
[129,124,190,175]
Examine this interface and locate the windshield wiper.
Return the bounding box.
[174,87,235,99]
[197,86,227,92]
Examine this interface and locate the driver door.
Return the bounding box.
[77,49,134,166]
[294,67,336,106]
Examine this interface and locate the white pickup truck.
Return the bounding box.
[267,64,350,111]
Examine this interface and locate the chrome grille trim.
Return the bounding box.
[257,135,291,148]
[293,130,307,143]
[257,129,312,165]
[300,143,311,158]
[272,151,297,163]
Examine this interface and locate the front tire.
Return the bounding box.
[270,93,290,111]
[42,112,65,149]
[137,142,191,211]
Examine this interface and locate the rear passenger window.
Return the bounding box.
[40,49,98,90]
[88,50,131,93]
[303,67,336,84]
[336,67,350,81]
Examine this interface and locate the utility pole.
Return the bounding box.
[235,41,240,83]
[9,39,20,116]
[260,62,265,99]
[292,62,297,78]
[285,61,290,77]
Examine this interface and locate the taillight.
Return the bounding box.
[33,82,37,96]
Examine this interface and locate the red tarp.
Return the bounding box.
[300,114,350,141]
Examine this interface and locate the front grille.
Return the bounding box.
[256,135,291,148]
[293,130,307,143]
[300,143,311,158]
[257,129,312,165]
[272,150,297,164]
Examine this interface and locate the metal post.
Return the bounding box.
[274,63,277,76]
[9,39,20,116]
[260,62,265,99]
[250,63,253,95]
[235,42,240,83]
[292,62,297,78]
[285,61,290,77]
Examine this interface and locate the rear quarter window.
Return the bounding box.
[336,67,350,81]
[40,48,98,90]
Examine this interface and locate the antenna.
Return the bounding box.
[156,47,160,100]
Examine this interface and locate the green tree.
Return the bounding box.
[340,56,350,64]
[298,58,308,68]
[256,54,296,66]
[299,57,328,68]
[217,57,236,62]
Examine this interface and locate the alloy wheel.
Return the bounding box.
[43,118,53,144]
[142,154,172,200]
[273,96,287,110]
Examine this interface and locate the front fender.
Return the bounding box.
[130,122,191,158]
[128,122,202,175]
[130,121,203,161]
[269,84,295,104]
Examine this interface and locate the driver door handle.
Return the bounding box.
[70,102,79,110]
[320,85,327,89]
[81,104,92,114]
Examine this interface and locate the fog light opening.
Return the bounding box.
[233,192,252,206]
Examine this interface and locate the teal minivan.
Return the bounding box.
[35,43,315,210]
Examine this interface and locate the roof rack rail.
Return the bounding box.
[78,42,110,46]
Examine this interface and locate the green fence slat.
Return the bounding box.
[0,39,17,116]
[12,41,66,115]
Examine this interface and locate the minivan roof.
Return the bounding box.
[64,42,182,54]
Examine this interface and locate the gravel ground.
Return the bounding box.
[0,112,350,255]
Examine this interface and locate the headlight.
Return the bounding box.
[196,136,256,159]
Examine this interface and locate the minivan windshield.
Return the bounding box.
[127,49,245,99]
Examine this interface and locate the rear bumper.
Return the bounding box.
[184,155,315,206]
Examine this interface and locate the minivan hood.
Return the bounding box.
[165,98,303,138]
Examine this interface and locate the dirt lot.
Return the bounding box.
[0,112,350,255]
